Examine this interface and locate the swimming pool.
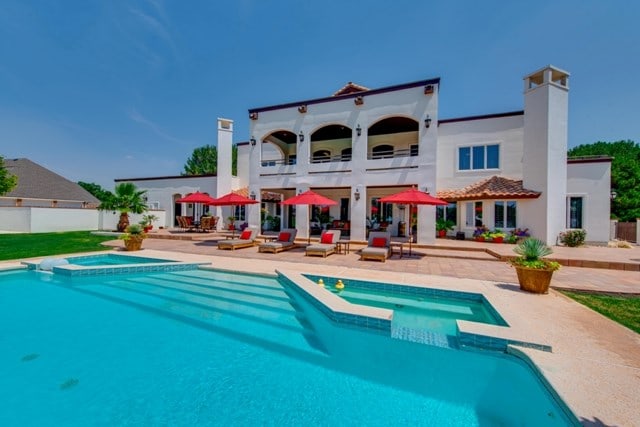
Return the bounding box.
[0,268,578,426]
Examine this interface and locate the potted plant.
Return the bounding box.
[139,214,159,233]
[473,225,489,242]
[227,216,236,231]
[436,219,455,238]
[510,228,531,243]
[121,223,147,251]
[509,238,560,294]
[489,229,506,243]
[98,183,148,232]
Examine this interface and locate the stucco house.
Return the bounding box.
[120,65,611,245]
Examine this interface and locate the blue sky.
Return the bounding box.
[1,0,638,190]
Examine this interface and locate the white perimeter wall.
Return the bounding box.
[567,161,611,242]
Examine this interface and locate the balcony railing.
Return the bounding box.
[367,147,418,160]
[261,158,297,167]
[310,153,352,163]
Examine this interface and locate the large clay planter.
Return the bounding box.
[492,236,504,243]
[514,266,554,294]
[124,236,144,251]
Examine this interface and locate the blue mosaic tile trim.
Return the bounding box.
[459,331,552,353]
[391,326,458,349]
[53,262,201,276]
[279,273,391,334]
[66,253,175,264]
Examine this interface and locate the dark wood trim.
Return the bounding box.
[249,78,441,114]
[438,111,524,125]
[567,157,613,164]
[115,174,217,182]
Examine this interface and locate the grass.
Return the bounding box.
[0,231,116,261]
[561,291,640,334]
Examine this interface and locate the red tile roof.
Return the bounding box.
[233,187,281,202]
[436,176,541,201]
[332,82,370,97]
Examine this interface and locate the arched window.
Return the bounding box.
[312,150,331,163]
[341,148,352,161]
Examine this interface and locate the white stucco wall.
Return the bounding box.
[567,161,611,242]
[436,114,524,190]
[0,207,31,232]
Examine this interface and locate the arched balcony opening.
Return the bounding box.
[367,117,419,159]
[310,124,352,163]
[261,130,297,166]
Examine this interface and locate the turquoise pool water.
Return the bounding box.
[319,280,503,336]
[0,268,577,426]
[65,253,175,266]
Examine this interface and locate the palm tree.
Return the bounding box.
[99,183,148,231]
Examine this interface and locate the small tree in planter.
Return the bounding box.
[436,219,455,238]
[509,238,560,294]
[121,223,147,251]
[139,214,159,232]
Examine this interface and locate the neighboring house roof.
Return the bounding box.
[332,82,370,97]
[233,187,282,202]
[4,158,100,204]
[437,176,541,202]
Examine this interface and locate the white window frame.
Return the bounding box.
[456,142,501,172]
[494,200,517,229]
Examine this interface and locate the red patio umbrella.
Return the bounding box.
[176,192,217,223]
[208,192,259,237]
[380,187,447,256]
[281,190,337,243]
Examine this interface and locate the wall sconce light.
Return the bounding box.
[298,131,304,143]
[398,204,406,210]
[249,112,258,120]
[424,115,432,128]
[250,137,256,146]
[610,190,617,200]
[250,191,256,200]
[354,96,364,106]
[424,84,434,95]
[298,104,307,113]
[356,124,362,136]
[354,189,360,201]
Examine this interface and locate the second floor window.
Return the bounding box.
[458,144,499,170]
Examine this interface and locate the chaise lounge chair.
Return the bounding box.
[360,231,392,262]
[258,229,298,253]
[305,230,341,258]
[217,228,258,251]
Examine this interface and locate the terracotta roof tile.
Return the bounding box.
[233,187,281,202]
[332,82,369,97]
[436,176,541,201]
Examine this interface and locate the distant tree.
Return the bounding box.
[0,156,17,195]
[78,181,113,202]
[568,140,640,221]
[182,144,238,176]
[98,182,148,231]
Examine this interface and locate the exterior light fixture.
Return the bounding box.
[298,105,307,113]
[424,115,432,128]
[250,191,256,200]
[354,96,364,106]
[354,189,360,201]
[249,112,258,120]
[398,204,406,210]
[610,190,617,200]
[424,84,434,95]
[298,131,304,143]
[356,124,362,136]
[250,137,256,146]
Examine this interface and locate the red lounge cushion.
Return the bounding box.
[185,217,193,225]
[278,232,291,242]
[240,230,252,240]
[372,237,387,248]
[321,233,334,244]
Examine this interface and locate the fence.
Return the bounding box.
[616,221,637,243]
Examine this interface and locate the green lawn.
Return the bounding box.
[561,291,640,334]
[0,231,116,261]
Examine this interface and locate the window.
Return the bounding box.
[436,203,457,225]
[494,201,517,228]
[341,148,352,161]
[465,201,483,227]
[371,197,393,224]
[458,144,500,170]
[410,144,419,157]
[312,150,331,163]
[371,144,394,159]
[233,205,246,221]
[568,197,583,228]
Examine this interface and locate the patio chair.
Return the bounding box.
[360,231,392,262]
[258,228,298,253]
[305,230,341,258]
[176,216,190,231]
[217,228,258,251]
[199,216,219,232]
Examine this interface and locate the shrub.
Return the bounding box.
[559,229,586,247]
[510,238,560,271]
